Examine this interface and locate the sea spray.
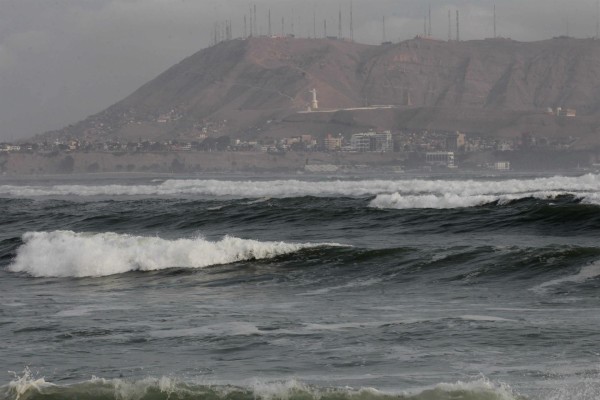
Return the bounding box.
[3,368,52,400]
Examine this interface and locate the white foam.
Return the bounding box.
[431,376,519,399]
[1,174,599,200]
[534,262,600,292]
[370,191,585,209]
[149,322,261,338]
[4,368,53,400]
[370,193,504,209]
[579,192,600,206]
[459,315,517,322]
[249,379,316,400]
[55,305,134,317]
[300,278,382,295]
[0,373,523,400]
[8,231,338,278]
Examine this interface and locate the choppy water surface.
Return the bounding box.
[2,174,600,400]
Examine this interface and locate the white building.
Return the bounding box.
[493,161,510,171]
[350,131,393,152]
[426,152,455,168]
[323,134,343,151]
[0,144,21,152]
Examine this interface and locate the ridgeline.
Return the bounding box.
[41,36,600,147]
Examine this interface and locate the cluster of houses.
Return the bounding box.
[0,129,576,170]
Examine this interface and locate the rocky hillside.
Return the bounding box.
[42,36,600,143]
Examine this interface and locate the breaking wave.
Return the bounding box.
[0,174,599,204]
[0,370,524,400]
[369,191,594,209]
[7,231,338,278]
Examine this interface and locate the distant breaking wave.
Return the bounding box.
[8,231,339,278]
[0,174,599,209]
[369,191,600,209]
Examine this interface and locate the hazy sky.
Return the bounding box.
[1,0,599,141]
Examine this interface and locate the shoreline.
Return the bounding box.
[0,149,596,176]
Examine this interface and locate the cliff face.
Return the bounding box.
[362,38,600,114]
[44,36,600,141]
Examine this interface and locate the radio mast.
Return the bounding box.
[456,10,460,41]
[428,4,432,37]
[339,6,343,38]
[350,1,354,41]
[448,9,451,41]
[268,9,272,36]
[493,4,497,38]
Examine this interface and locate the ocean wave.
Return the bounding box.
[0,370,524,400]
[0,174,599,200]
[7,231,338,278]
[369,193,509,209]
[532,261,600,293]
[368,191,585,209]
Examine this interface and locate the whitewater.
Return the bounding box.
[2,173,600,400]
[8,231,342,278]
[1,174,599,208]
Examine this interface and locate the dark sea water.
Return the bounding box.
[1,173,600,400]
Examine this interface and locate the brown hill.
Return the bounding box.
[45,36,600,146]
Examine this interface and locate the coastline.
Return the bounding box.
[0,148,596,175]
[0,151,405,175]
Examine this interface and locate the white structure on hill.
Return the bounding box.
[310,89,319,110]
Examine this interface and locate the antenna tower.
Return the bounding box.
[382,16,386,43]
[428,4,432,37]
[456,10,460,41]
[313,7,317,38]
[339,6,342,38]
[597,0,599,39]
[448,9,451,41]
[350,1,354,41]
[268,9,272,36]
[493,4,497,38]
[253,4,257,36]
[249,6,253,37]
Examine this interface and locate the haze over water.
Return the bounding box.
[2,173,600,400]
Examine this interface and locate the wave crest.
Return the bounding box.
[8,231,336,278]
[1,373,524,400]
[1,174,599,202]
[368,191,575,209]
